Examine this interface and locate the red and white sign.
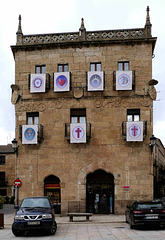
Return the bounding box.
[14,179,22,188]
[70,123,86,143]
[126,121,143,141]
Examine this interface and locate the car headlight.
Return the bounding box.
[15,215,24,220]
[42,214,52,219]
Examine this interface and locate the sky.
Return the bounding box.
[0,0,165,145]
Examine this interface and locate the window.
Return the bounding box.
[0,172,5,182]
[58,64,69,72]
[35,65,46,74]
[0,189,7,196]
[90,63,101,71]
[127,109,140,121]
[118,61,129,71]
[26,112,39,125]
[70,109,86,123]
[0,156,5,165]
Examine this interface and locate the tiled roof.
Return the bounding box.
[0,144,15,154]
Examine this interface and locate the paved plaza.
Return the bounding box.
[1,205,165,239]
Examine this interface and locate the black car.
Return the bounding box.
[12,197,57,236]
[125,200,165,229]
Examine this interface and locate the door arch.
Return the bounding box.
[86,169,114,214]
[44,175,61,214]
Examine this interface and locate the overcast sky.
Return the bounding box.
[0,0,165,145]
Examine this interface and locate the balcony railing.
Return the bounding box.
[65,123,91,142]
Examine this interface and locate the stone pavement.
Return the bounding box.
[0,204,125,226]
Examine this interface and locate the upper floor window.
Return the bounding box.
[35,65,46,74]
[127,109,140,122]
[0,156,5,165]
[26,112,39,125]
[70,109,86,123]
[58,64,69,72]
[90,63,101,71]
[118,61,129,71]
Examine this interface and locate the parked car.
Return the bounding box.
[12,196,57,236]
[125,200,165,229]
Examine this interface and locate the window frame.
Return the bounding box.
[70,109,86,123]
[58,64,69,72]
[0,156,5,165]
[26,112,39,125]
[90,62,102,71]
[127,109,140,122]
[118,61,129,71]
[35,65,46,74]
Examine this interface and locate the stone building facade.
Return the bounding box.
[11,7,158,214]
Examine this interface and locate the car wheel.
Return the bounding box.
[48,221,57,235]
[12,223,24,236]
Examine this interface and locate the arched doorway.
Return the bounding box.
[44,175,61,214]
[86,169,114,214]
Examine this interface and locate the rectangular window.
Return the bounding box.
[35,65,46,74]
[90,63,101,71]
[70,109,86,123]
[0,172,5,181]
[26,112,39,125]
[58,64,69,72]
[0,156,5,165]
[118,61,129,71]
[127,109,140,121]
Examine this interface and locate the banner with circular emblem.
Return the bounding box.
[116,71,132,90]
[88,71,104,91]
[126,121,143,141]
[30,74,46,93]
[70,123,86,143]
[22,125,38,144]
[54,72,70,92]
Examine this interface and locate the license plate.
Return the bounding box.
[145,216,158,219]
[28,221,40,225]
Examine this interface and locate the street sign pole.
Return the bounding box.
[14,179,22,206]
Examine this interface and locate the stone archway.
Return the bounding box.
[86,169,114,214]
[44,175,61,214]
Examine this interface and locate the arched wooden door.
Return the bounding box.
[44,175,61,214]
[86,169,114,214]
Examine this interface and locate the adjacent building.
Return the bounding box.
[10,7,160,214]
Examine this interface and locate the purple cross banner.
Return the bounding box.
[70,123,86,143]
[126,121,143,141]
[30,74,46,93]
[116,71,132,90]
[22,125,38,144]
[54,72,70,92]
[88,71,104,91]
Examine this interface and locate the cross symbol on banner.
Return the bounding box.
[131,125,139,137]
[75,128,81,138]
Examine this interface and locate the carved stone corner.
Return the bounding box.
[73,87,84,99]
[11,90,20,105]
[148,86,157,100]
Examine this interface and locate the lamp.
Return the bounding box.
[150,135,156,154]
[12,138,18,157]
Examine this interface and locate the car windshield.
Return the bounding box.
[21,198,51,208]
[137,203,163,209]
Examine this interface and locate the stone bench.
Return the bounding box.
[67,213,93,222]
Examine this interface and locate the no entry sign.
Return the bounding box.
[14,179,22,188]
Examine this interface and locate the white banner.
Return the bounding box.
[54,72,70,92]
[30,74,46,93]
[88,71,104,91]
[116,71,132,90]
[22,125,38,144]
[126,121,143,142]
[70,123,86,143]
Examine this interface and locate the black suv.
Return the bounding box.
[12,197,57,236]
